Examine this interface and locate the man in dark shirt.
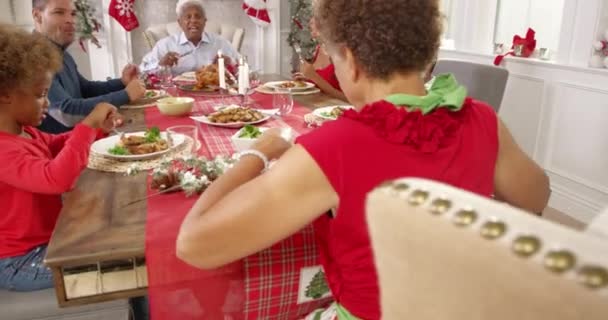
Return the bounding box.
[32,0,146,133]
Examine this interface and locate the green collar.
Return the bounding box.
[384,73,467,114]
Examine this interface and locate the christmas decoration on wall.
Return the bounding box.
[494,28,537,66]
[589,30,608,68]
[109,0,139,31]
[74,0,101,52]
[287,0,317,62]
[242,0,271,27]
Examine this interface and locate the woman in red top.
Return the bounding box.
[176,0,550,319]
[294,17,347,102]
[0,25,120,292]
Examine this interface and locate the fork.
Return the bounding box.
[179,50,194,58]
[293,43,303,58]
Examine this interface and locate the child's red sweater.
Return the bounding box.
[0,124,97,258]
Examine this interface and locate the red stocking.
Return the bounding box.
[109,0,139,31]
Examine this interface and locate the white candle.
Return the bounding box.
[238,57,246,95]
[217,50,226,89]
[243,62,250,91]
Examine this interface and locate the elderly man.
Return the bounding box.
[33,0,146,134]
[140,0,240,75]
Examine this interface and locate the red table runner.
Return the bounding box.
[144,93,332,319]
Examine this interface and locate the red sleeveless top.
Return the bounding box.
[296,98,499,319]
[312,46,341,91]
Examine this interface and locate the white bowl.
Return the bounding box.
[156,97,194,116]
[231,127,269,152]
[231,127,296,152]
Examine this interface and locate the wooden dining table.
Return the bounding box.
[43,74,346,307]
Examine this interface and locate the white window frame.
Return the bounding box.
[443,0,607,67]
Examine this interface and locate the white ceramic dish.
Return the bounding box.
[231,127,269,152]
[157,97,195,116]
[312,105,354,120]
[230,127,295,152]
[91,132,185,161]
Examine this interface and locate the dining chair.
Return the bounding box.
[433,59,509,112]
[142,21,245,52]
[587,207,608,239]
[366,178,608,320]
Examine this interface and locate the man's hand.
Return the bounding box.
[160,52,180,67]
[121,64,139,86]
[125,80,146,102]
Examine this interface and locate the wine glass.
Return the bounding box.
[241,69,262,107]
[158,66,175,92]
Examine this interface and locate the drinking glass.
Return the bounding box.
[274,87,293,116]
[158,66,175,91]
[167,125,199,156]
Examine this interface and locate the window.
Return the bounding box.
[494,0,566,53]
[440,0,456,49]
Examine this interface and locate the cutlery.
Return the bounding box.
[293,43,303,58]
[179,50,194,58]
[119,185,182,208]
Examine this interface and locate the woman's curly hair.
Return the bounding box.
[313,0,442,79]
[0,24,62,95]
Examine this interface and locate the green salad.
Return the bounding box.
[144,90,157,98]
[144,126,161,143]
[238,125,263,139]
[320,111,335,119]
[108,146,128,155]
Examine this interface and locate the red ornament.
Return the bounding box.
[293,18,303,30]
[242,0,271,27]
[109,0,139,31]
[494,28,537,66]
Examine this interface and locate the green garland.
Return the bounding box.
[74,0,101,51]
[287,0,317,61]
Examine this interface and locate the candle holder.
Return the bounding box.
[538,48,551,61]
[494,43,504,55]
[513,44,524,57]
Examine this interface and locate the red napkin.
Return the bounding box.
[494,28,537,66]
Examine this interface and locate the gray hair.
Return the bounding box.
[176,0,206,18]
[32,0,49,10]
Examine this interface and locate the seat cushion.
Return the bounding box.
[0,289,129,320]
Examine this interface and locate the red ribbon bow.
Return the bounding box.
[494,28,537,66]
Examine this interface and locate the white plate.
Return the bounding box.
[181,71,196,79]
[190,114,271,129]
[91,131,186,161]
[313,105,354,120]
[265,81,316,92]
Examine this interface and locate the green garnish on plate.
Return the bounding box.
[320,111,335,119]
[108,146,129,155]
[238,125,263,139]
[144,126,161,143]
